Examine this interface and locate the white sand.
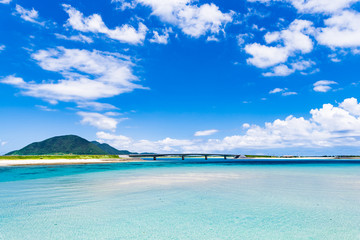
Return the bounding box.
[0,158,144,166]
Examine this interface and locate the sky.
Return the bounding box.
[1,0,360,155]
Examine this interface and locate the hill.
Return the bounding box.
[91,141,136,155]
[6,135,108,155]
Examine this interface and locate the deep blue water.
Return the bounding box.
[1,159,360,239]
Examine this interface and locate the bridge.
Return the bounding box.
[128,153,244,160]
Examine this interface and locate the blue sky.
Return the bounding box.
[1,0,360,155]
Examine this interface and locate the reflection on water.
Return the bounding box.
[1,161,360,239]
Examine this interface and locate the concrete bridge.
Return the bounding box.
[128,153,244,160]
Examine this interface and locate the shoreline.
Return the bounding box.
[1,156,359,166]
[0,158,146,166]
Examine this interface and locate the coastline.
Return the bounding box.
[1,156,355,167]
[0,158,146,166]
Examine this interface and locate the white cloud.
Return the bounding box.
[206,35,219,42]
[78,112,120,131]
[236,34,246,45]
[149,29,170,44]
[339,97,360,116]
[105,112,123,116]
[0,0,11,4]
[0,45,5,52]
[1,47,145,103]
[269,87,296,95]
[76,101,119,111]
[96,98,360,152]
[244,44,289,69]
[242,123,250,129]
[0,75,26,86]
[14,4,44,25]
[282,91,297,96]
[96,131,194,153]
[263,60,315,77]
[263,64,294,76]
[112,0,138,10]
[289,0,359,13]
[194,129,218,136]
[317,11,360,48]
[248,0,359,13]
[313,80,338,92]
[130,0,233,38]
[36,105,57,112]
[63,4,147,45]
[269,88,285,94]
[0,140,7,146]
[55,33,93,43]
[245,20,314,70]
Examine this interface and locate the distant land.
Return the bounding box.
[5,135,141,156]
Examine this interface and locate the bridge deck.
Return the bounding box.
[129,153,242,160]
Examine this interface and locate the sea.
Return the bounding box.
[1,158,360,239]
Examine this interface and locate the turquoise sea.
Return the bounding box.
[1,159,360,239]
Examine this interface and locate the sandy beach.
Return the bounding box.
[0,158,145,166]
[0,156,346,166]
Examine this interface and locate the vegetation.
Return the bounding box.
[244,155,276,158]
[0,155,120,160]
[6,135,109,156]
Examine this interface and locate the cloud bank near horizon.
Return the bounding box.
[96,97,360,153]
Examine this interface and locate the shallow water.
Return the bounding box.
[1,159,360,239]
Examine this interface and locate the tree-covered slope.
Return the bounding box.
[6,135,108,155]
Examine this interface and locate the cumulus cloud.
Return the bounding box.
[36,105,57,112]
[121,0,234,38]
[112,0,138,10]
[269,87,297,96]
[55,33,93,43]
[0,45,5,52]
[282,91,297,96]
[0,0,11,4]
[263,60,315,77]
[0,140,7,146]
[206,35,219,42]
[14,4,44,25]
[249,0,359,13]
[96,98,360,152]
[97,131,194,152]
[149,29,170,44]
[246,1,360,67]
[194,129,218,136]
[339,97,360,116]
[269,88,284,94]
[78,112,123,131]
[289,0,359,13]
[245,20,315,75]
[63,4,147,45]
[313,80,338,92]
[0,75,26,86]
[0,47,145,103]
[76,101,119,111]
[317,11,360,48]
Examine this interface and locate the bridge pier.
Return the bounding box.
[224,156,227,159]
[153,156,156,160]
[205,155,208,160]
[182,155,184,160]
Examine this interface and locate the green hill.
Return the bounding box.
[91,141,136,155]
[6,135,108,155]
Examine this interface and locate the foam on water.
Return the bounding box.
[1,160,360,239]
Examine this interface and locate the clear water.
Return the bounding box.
[1,159,360,240]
